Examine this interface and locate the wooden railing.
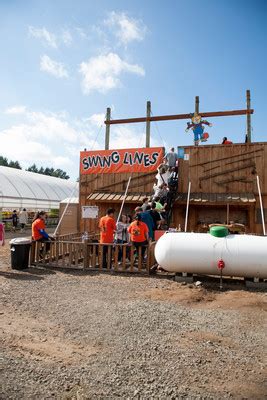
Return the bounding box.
[30,239,157,274]
[57,232,100,242]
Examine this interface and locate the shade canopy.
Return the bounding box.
[0,166,78,210]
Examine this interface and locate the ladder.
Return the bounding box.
[165,171,179,228]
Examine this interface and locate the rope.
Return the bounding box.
[90,123,104,151]
[151,109,166,147]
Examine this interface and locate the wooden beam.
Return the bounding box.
[105,107,111,149]
[90,171,156,192]
[199,161,255,181]
[146,101,151,147]
[215,176,254,185]
[195,96,199,114]
[246,90,252,143]
[105,109,254,125]
[204,154,261,172]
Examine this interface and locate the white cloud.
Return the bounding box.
[79,52,145,94]
[62,30,73,46]
[28,26,58,48]
[40,55,69,78]
[76,27,88,39]
[110,126,162,149]
[0,107,101,177]
[1,106,165,179]
[84,113,105,127]
[105,11,147,45]
[5,106,27,115]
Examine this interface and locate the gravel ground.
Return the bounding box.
[0,242,267,399]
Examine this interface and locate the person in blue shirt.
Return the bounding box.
[135,206,155,241]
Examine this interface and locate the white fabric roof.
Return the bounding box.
[60,197,79,204]
[0,166,78,210]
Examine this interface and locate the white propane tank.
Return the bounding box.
[155,232,267,279]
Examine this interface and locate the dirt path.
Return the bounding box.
[0,243,266,399]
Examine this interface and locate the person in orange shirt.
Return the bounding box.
[128,214,149,262]
[222,137,233,144]
[32,211,53,255]
[99,208,116,268]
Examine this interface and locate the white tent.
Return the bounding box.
[0,166,78,210]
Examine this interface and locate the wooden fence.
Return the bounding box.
[30,238,157,274]
[57,232,99,242]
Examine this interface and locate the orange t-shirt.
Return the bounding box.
[32,218,46,240]
[128,221,148,242]
[99,215,116,244]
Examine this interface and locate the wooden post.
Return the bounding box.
[130,246,134,272]
[30,241,36,265]
[246,90,251,143]
[55,234,59,264]
[146,101,151,147]
[83,238,89,269]
[105,107,111,150]
[226,203,230,225]
[195,96,199,114]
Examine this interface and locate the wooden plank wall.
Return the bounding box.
[174,142,267,234]
[178,142,266,194]
[79,171,156,233]
[79,142,267,235]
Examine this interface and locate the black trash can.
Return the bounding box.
[10,238,32,270]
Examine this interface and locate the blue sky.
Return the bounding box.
[0,0,266,180]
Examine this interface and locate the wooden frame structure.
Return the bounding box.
[104,91,254,148]
[79,91,266,238]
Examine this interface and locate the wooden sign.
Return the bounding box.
[80,147,164,175]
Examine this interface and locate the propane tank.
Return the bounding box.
[155,231,267,279]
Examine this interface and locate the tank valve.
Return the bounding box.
[217,259,225,290]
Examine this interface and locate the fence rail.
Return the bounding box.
[30,239,157,274]
[57,232,99,242]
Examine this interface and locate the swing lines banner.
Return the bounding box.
[80,147,164,175]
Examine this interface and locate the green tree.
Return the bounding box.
[0,156,9,166]
[26,164,69,179]
[8,160,22,169]
[26,164,39,173]
[52,169,70,179]
[0,156,21,169]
